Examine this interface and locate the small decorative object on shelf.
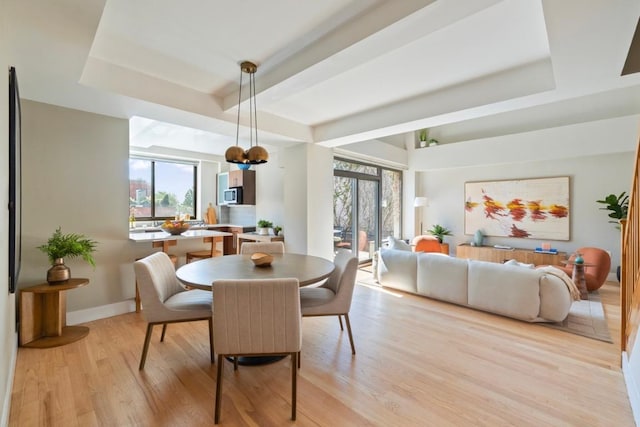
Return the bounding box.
[38,227,97,284]
[273,225,282,236]
[473,229,484,246]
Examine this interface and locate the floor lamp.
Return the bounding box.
[414,197,427,235]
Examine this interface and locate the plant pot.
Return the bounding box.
[47,258,70,284]
[258,227,269,236]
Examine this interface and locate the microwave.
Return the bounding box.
[223,187,243,205]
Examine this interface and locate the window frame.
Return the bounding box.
[129,156,198,221]
[333,157,403,244]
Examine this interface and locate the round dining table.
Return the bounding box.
[176,253,335,366]
[175,253,335,290]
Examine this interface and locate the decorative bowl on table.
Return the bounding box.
[160,220,191,235]
[250,252,273,267]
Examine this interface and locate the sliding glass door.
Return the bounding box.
[333,159,401,264]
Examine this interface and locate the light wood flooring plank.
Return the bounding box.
[9,274,634,426]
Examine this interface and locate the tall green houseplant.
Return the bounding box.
[596,192,628,229]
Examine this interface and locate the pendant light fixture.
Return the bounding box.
[225,61,269,165]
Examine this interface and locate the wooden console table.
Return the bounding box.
[456,244,566,265]
[19,278,90,348]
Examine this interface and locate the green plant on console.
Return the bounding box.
[273,225,282,235]
[427,224,452,243]
[37,226,98,267]
[596,192,628,229]
[257,219,273,229]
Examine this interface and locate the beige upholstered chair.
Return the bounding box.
[186,236,223,263]
[239,241,285,255]
[133,252,214,370]
[213,278,302,423]
[299,250,358,355]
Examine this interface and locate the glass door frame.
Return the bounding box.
[333,157,402,262]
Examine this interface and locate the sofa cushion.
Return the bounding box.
[467,260,541,322]
[417,253,468,305]
[378,248,418,293]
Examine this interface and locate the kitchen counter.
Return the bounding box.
[130,223,255,233]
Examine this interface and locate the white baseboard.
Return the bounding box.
[1,332,17,427]
[67,299,136,325]
[622,351,640,427]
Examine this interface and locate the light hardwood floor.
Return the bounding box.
[9,272,635,426]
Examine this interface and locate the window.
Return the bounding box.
[129,157,197,220]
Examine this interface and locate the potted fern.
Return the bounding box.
[38,227,98,283]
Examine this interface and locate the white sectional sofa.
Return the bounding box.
[377,248,574,323]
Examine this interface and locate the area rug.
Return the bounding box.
[540,292,613,343]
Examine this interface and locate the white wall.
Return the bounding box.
[19,100,131,310]
[1,7,18,424]
[282,143,334,259]
[255,149,284,230]
[412,117,638,268]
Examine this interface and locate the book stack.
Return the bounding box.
[534,247,558,254]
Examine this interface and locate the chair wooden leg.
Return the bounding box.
[338,315,344,330]
[233,356,238,371]
[297,351,301,369]
[160,324,167,342]
[135,282,141,313]
[291,352,297,421]
[139,323,154,370]
[215,354,224,424]
[208,317,215,363]
[343,313,356,355]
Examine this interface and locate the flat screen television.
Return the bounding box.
[8,66,21,294]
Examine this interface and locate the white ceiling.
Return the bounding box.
[6,0,640,156]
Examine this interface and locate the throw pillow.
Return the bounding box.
[388,236,412,251]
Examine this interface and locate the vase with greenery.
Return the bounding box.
[38,227,98,283]
[273,225,282,236]
[257,219,273,235]
[427,224,452,243]
[418,129,428,148]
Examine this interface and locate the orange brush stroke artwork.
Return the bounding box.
[464,177,570,240]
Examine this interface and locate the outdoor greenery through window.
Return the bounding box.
[129,157,197,221]
[333,158,402,262]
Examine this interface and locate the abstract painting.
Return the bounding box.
[464,177,570,240]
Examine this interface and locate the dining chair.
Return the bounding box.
[135,252,177,313]
[213,278,301,423]
[185,236,223,263]
[299,249,358,356]
[133,251,214,370]
[239,241,285,255]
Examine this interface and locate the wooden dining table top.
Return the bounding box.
[175,253,335,290]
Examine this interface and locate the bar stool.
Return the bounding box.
[186,236,223,263]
